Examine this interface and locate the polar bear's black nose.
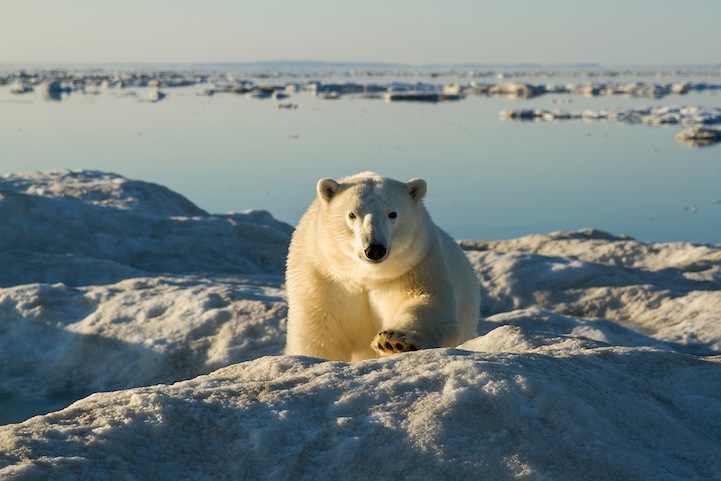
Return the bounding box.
[365,244,387,261]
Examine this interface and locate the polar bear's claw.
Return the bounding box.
[371,330,420,356]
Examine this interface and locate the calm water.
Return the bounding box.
[1,72,720,244]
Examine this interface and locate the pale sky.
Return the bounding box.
[2,0,719,66]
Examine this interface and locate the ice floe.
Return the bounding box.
[1,170,721,480]
[501,106,721,145]
[500,105,721,125]
[676,126,721,146]
[4,66,721,102]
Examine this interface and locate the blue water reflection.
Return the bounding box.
[1,77,719,243]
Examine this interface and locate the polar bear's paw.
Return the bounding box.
[371,330,420,356]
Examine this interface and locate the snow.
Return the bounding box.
[0,169,292,285]
[0,170,291,400]
[462,231,721,354]
[2,345,720,480]
[1,170,721,480]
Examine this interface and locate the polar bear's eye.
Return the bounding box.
[348,212,356,220]
[388,212,397,219]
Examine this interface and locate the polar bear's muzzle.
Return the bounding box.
[364,243,388,262]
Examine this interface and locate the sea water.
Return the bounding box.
[1,70,720,244]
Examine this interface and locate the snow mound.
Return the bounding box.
[1,169,207,217]
[2,171,721,479]
[0,170,292,404]
[1,342,720,480]
[462,229,721,355]
[0,277,287,400]
[0,170,293,286]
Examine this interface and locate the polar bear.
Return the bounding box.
[285,172,480,361]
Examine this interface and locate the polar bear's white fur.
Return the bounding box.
[285,172,480,361]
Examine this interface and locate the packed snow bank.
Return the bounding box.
[0,169,291,403]
[462,229,721,355]
[2,170,721,479]
[0,170,208,217]
[0,278,287,400]
[0,169,293,286]
[1,340,720,480]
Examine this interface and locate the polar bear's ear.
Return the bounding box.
[406,178,427,201]
[317,178,340,203]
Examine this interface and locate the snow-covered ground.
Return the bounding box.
[0,171,291,402]
[1,170,720,480]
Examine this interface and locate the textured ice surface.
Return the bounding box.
[1,171,720,480]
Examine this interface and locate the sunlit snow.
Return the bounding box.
[1,170,720,480]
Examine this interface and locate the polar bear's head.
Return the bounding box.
[315,172,427,270]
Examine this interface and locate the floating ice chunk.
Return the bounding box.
[501,106,721,126]
[676,126,721,146]
[500,106,721,144]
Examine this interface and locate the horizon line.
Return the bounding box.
[1,59,720,70]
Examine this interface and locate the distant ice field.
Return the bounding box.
[1,67,720,243]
